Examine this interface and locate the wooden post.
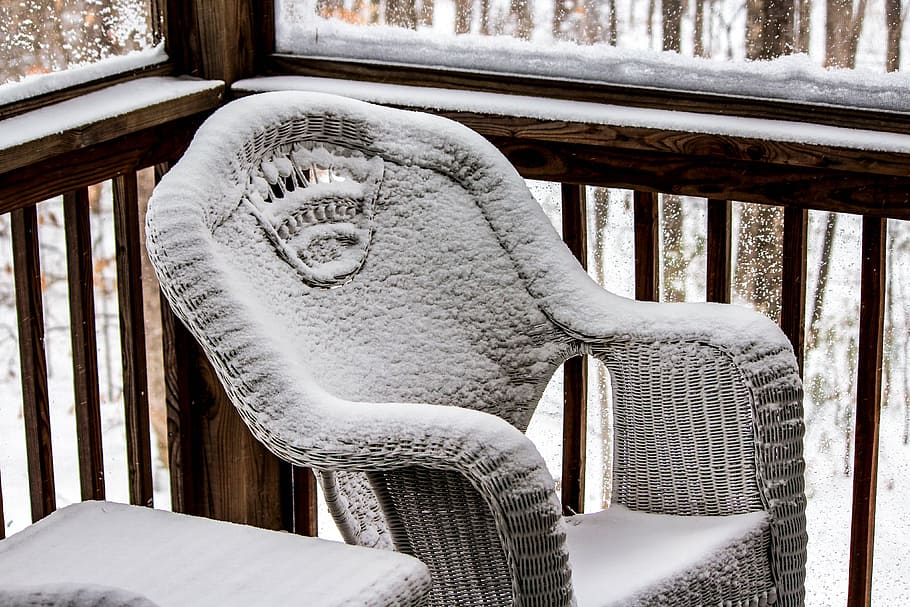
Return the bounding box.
[113,173,155,507]
[560,184,588,515]
[706,199,732,304]
[781,207,808,373]
[11,206,56,522]
[634,190,660,301]
[64,188,106,501]
[847,216,887,607]
[162,0,260,84]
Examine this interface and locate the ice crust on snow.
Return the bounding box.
[0,501,430,607]
[276,16,910,113]
[0,43,167,107]
[234,76,910,154]
[0,77,223,153]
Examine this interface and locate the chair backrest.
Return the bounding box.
[190,94,574,429]
[147,92,585,606]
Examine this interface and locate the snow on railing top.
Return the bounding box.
[0,43,167,108]
[276,16,910,115]
[233,76,910,154]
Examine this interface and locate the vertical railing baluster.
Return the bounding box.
[0,467,6,539]
[292,466,318,536]
[781,207,809,372]
[560,183,587,515]
[11,205,56,521]
[113,173,154,507]
[706,199,732,304]
[847,216,887,607]
[633,191,659,302]
[154,162,200,515]
[64,188,106,500]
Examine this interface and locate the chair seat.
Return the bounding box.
[566,505,775,607]
[0,501,431,607]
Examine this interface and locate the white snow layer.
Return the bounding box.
[565,505,769,606]
[275,16,910,114]
[0,43,167,107]
[0,501,430,607]
[233,76,910,154]
[0,77,223,151]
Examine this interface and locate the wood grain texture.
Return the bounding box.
[0,63,174,122]
[165,0,256,83]
[847,216,887,607]
[64,188,106,500]
[113,172,154,507]
[0,116,205,212]
[11,206,56,521]
[438,112,910,178]
[290,466,318,536]
[781,207,808,373]
[0,83,223,175]
[486,138,910,220]
[706,199,732,303]
[560,184,587,515]
[266,54,910,135]
[633,190,660,301]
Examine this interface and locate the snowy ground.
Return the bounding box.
[1,184,908,605]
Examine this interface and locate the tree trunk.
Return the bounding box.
[886,0,902,71]
[825,0,868,67]
[662,0,683,50]
[419,0,435,27]
[735,203,783,322]
[747,0,795,59]
[386,0,418,28]
[806,212,838,350]
[456,0,473,33]
[694,0,706,56]
[511,0,534,38]
[796,0,812,52]
[661,195,687,302]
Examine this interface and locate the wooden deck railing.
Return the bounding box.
[1,59,908,607]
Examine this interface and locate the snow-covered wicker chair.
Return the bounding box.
[146,91,807,607]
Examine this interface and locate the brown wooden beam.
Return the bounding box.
[11,206,55,522]
[706,199,732,303]
[266,54,910,136]
[0,64,174,122]
[64,188,106,501]
[847,216,887,607]
[487,138,910,220]
[164,0,256,84]
[436,112,910,178]
[781,206,808,373]
[113,172,155,507]
[560,183,588,515]
[0,116,207,213]
[0,82,223,176]
[634,191,660,301]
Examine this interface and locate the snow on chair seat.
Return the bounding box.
[0,501,431,607]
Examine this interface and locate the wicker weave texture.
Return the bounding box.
[146,92,806,607]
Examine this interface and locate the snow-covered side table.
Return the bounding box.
[0,501,431,607]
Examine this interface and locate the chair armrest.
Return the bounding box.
[552,296,807,606]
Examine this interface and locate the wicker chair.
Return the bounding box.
[146,91,807,607]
